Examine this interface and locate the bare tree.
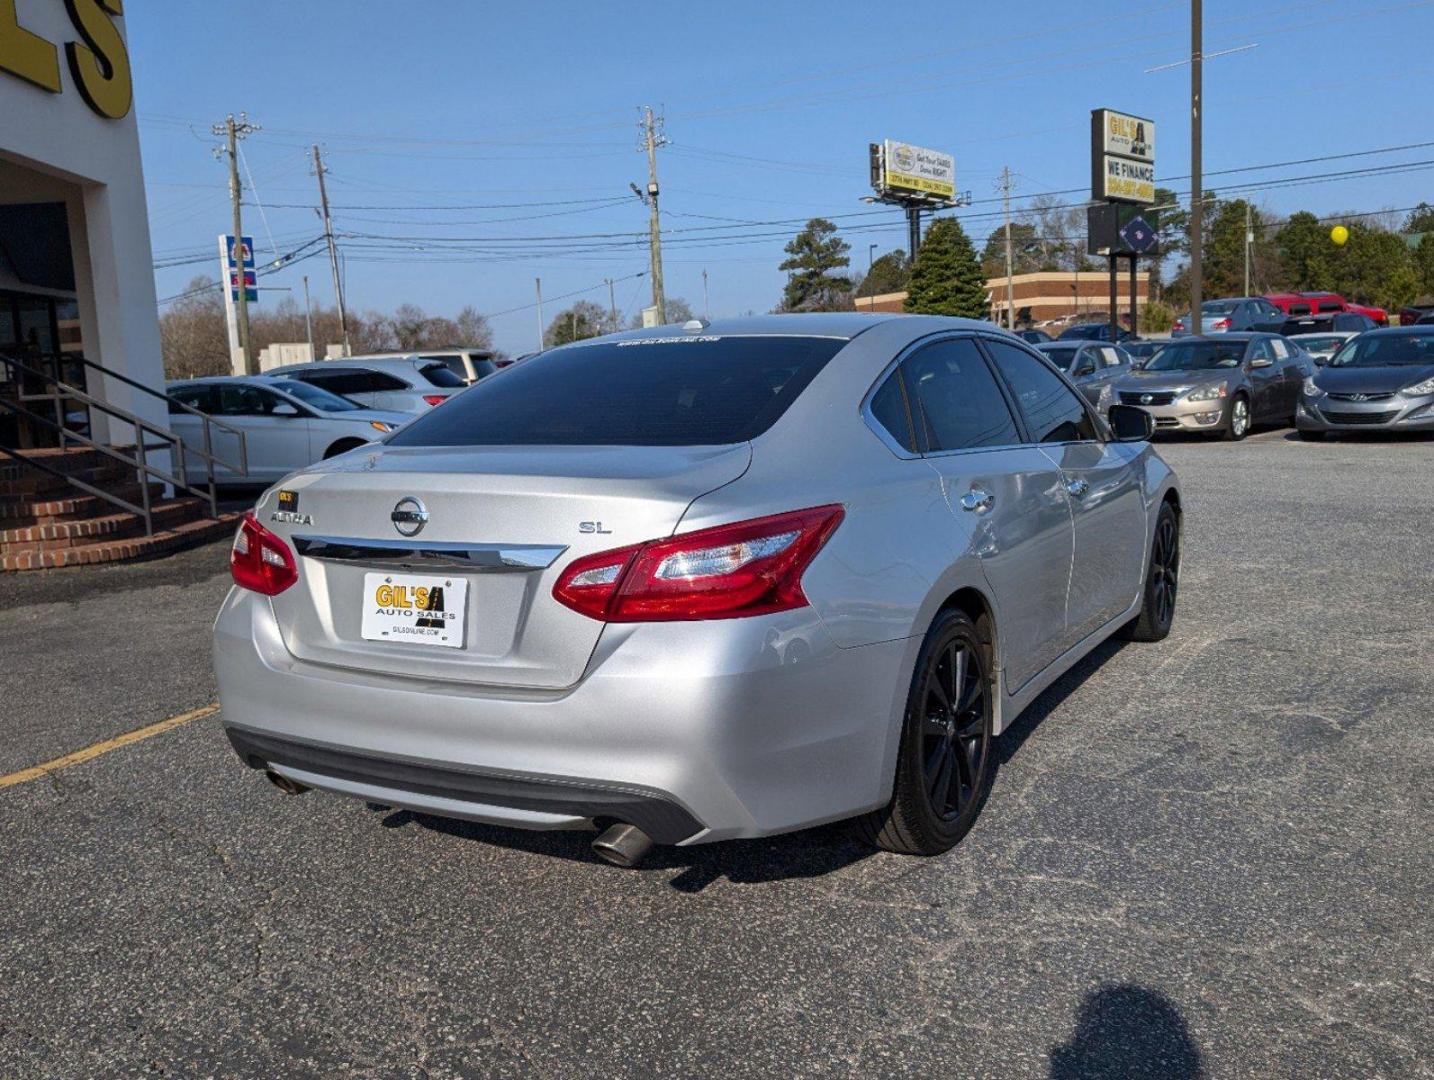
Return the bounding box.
[159,277,229,379]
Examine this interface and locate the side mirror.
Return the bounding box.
[1249,356,1274,369]
[271,403,301,417]
[1107,403,1155,442]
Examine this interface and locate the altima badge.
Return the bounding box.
[391,496,429,537]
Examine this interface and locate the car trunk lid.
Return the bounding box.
[266,442,751,688]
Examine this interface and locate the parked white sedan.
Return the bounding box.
[166,376,409,485]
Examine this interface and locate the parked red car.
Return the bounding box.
[1265,292,1388,325]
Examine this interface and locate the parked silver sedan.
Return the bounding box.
[214,315,1180,866]
[167,376,411,485]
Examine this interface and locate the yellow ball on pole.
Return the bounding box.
[1330,225,1349,247]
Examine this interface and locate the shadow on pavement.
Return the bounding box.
[369,634,1132,892]
[1049,984,1204,1079]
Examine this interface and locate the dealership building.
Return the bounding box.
[1,2,231,568]
[859,270,1152,328]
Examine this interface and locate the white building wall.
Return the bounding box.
[0,1,165,443]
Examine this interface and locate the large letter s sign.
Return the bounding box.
[63,0,131,119]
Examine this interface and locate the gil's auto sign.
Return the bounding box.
[875,140,955,200]
[1091,109,1156,205]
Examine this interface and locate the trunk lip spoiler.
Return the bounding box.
[292,534,568,572]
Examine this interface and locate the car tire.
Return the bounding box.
[1120,501,1180,643]
[1297,429,1326,442]
[323,438,368,459]
[1223,394,1251,441]
[858,609,993,856]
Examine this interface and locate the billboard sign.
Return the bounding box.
[1091,108,1156,205]
[874,140,955,200]
[1094,155,1156,204]
[1093,109,1155,163]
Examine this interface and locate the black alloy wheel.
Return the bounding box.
[1122,501,1180,643]
[860,609,994,855]
[918,638,990,822]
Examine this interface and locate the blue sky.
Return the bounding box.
[132,0,1434,353]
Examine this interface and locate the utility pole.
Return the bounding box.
[302,275,315,361]
[535,278,544,349]
[999,167,1016,330]
[1189,0,1204,329]
[312,145,351,357]
[606,277,618,333]
[635,106,668,323]
[214,114,259,375]
[1243,201,1252,296]
[702,269,710,321]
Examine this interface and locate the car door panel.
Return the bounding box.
[216,385,314,482]
[894,336,1075,692]
[934,449,1074,691]
[1040,441,1147,642]
[1245,340,1282,420]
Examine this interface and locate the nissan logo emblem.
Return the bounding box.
[1141,394,1154,404]
[391,496,428,538]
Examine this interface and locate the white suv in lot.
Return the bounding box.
[267,356,468,414]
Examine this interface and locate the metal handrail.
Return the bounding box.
[0,351,245,533]
[15,351,248,482]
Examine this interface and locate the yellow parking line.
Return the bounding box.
[0,703,220,790]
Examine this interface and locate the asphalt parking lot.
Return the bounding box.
[1,429,1430,1079]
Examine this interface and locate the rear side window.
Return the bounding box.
[418,362,466,388]
[984,340,1098,444]
[296,368,409,395]
[868,373,917,453]
[901,338,1020,452]
[387,335,845,447]
[1317,301,1342,313]
[1289,303,1311,315]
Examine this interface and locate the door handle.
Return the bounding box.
[960,488,994,513]
[1065,479,1090,498]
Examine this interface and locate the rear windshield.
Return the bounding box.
[1202,301,1239,314]
[418,362,467,388]
[1039,346,1079,369]
[387,335,846,447]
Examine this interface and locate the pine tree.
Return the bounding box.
[903,217,989,318]
[778,218,852,311]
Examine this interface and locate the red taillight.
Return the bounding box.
[1173,320,1185,331]
[1211,318,1231,330]
[553,505,844,622]
[422,394,447,407]
[230,511,298,596]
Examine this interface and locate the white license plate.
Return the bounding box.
[360,572,467,649]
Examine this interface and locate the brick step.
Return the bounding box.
[0,461,142,498]
[0,511,241,572]
[0,445,139,480]
[0,484,168,526]
[0,500,207,551]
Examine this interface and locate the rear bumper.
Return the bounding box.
[1297,397,1434,431]
[213,586,910,844]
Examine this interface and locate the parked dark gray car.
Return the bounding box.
[1111,333,1313,440]
[1035,341,1133,407]
[1296,327,1434,438]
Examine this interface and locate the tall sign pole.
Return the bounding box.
[313,145,351,357]
[639,106,667,324]
[214,114,260,375]
[1089,109,1158,340]
[1190,0,1204,328]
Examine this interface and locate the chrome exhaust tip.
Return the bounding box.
[591,823,653,868]
[265,769,311,796]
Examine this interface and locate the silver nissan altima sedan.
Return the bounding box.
[215,314,1181,866]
